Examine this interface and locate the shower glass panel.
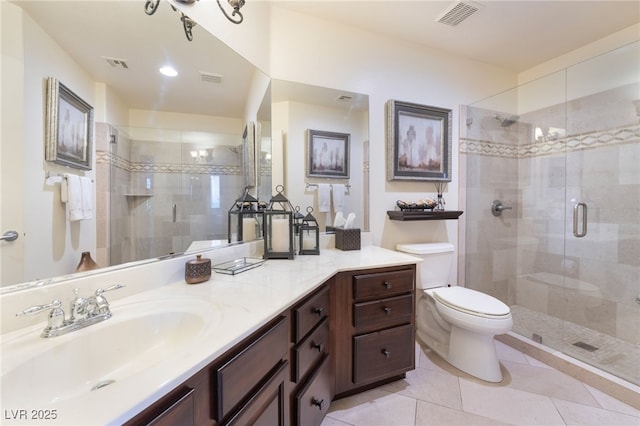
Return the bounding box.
[106,126,245,266]
[461,41,640,385]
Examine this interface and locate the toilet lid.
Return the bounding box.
[432,287,510,317]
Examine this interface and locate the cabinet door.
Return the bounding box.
[293,285,330,343]
[215,316,288,421]
[294,354,331,426]
[293,317,329,383]
[227,361,289,426]
[353,324,415,384]
[353,294,413,330]
[126,386,196,426]
[353,270,414,300]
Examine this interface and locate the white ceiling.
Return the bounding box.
[275,1,640,72]
[14,1,639,118]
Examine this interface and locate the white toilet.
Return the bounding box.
[396,243,513,383]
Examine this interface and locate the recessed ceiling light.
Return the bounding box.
[159,66,178,77]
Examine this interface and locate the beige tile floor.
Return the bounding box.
[322,340,640,426]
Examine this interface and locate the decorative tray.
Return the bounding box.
[212,257,265,275]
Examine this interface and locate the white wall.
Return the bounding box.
[19,8,97,281]
[267,6,518,283]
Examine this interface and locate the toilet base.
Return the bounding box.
[448,325,503,383]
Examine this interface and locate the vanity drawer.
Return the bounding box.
[352,269,414,300]
[293,285,329,343]
[294,354,331,426]
[292,317,329,383]
[352,324,415,384]
[214,316,288,421]
[353,294,413,330]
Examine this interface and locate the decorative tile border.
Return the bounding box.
[96,150,242,175]
[461,124,640,158]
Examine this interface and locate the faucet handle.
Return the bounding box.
[95,283,125,296]
[16,299,66,330]
[16,299,62,317]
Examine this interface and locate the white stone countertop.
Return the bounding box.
[0,246,419,426]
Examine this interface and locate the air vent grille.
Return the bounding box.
[436,1,482,26]
[102,56,129,69]
[200,72,223,84]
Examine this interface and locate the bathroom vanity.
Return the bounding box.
[0,245,418,426]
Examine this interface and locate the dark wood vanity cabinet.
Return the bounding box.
[125,263,416,425]
[289,283,332,426]
[332,265,416,398]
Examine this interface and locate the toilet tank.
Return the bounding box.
[396,243,454,289]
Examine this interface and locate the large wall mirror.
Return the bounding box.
[0,1,369,291]
[0,0,270,288]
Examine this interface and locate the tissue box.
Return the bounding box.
[335,227,361,251]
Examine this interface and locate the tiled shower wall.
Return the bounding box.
[96,124,244,266]
[460,82,640,348]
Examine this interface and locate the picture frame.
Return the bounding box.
[45,77,94,170]
[386,100,452,182]
[307,129,350,179]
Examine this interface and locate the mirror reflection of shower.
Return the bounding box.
[494,113,519,127]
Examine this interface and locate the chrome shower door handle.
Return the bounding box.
[573,202,588,238]
[1,230,19,242]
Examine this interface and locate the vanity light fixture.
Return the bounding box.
[144,0,245,42]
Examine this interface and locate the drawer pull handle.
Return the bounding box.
[383,281,392,289]
[382,349,391,359]
[312,398,324,410]
[311,341,323,352]
[312,307,324,317]
[383,307,392,315]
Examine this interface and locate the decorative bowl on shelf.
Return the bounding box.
[396,199,437,211]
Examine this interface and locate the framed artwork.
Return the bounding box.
[307,129,350,179]
[45,77,94,170]
[242,122,257,188]
[386,100,452,182]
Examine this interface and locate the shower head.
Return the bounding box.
[494,114,519,127]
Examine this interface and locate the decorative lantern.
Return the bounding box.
[298,207,320,255]
[227,186,263,243]
[263,185,295,259]
[293,206,305,251]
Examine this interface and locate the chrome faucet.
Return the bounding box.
[16,284,125,338]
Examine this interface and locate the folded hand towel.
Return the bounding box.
[317,184,331,212]
[80,176,93,220]
[64,174,84,222]
[332,184,346,212]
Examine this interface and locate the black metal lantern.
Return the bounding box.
[227,186,263,243]
[263,185,295,259]
[298,207,320,255]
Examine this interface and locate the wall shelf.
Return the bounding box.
[386,210,464,221]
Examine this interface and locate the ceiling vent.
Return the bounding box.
[102,56,128,69]
[200,71,223,84]
[436,1,482,27]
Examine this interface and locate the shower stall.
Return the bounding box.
[460,41,639,386]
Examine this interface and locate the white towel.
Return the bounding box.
[64,174,84,221]
[80,176,93,220]
[332,184,346,212]
[317,184,331,212]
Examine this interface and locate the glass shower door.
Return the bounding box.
[561,41,640,385]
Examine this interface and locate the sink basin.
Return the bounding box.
[1,298,217,407]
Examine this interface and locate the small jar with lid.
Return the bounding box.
[185,255,211,284]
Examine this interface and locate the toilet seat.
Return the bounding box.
[431,287,510,319]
